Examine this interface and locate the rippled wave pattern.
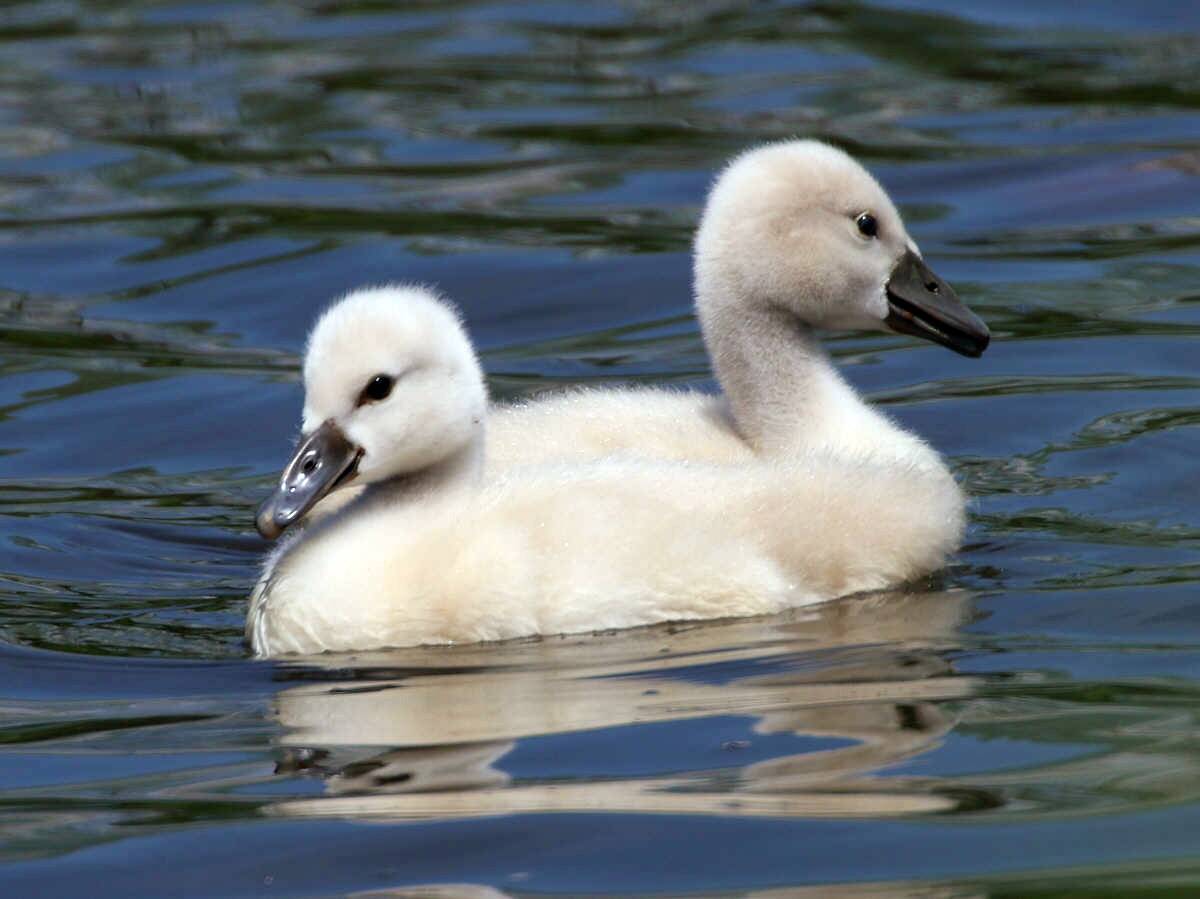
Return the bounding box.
[0,1,1198,895]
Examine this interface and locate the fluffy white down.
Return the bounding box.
[248,282,965,655]
[249,452,962,656]
[486,139,939,472]
[249,139,977,656]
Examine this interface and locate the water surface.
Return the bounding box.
[1,1,1199,895]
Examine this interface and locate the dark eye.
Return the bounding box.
[856,212,878,238]
[360,374,394,404]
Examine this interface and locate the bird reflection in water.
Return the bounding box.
[264,588,982,822]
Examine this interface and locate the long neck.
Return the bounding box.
[700,296,930,464]
[702,302,849,452]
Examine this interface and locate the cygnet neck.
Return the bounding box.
[358,434,484,507]
[700,298,880,457]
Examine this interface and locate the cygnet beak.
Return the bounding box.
[256,420,362,540]
[884,249,990,357]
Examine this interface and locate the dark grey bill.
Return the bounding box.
[256,420,361,540]
[884,248,990,357]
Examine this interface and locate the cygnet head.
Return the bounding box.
[695,140,989,356]
[256,285,486,539]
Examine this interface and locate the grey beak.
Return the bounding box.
[256,420,361,540]
[884,248,990,358]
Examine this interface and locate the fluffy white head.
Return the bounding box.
[694,139,915,331]
[301,285,487,484]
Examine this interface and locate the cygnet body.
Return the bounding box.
[248,284,971,656]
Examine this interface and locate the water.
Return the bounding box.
[0,0,1198,894]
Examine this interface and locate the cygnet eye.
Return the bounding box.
[856,212,878,238]
[359,374,394,405]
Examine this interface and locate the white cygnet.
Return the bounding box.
[248,278,976,656]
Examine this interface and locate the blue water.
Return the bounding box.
[1,1,1199,894]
